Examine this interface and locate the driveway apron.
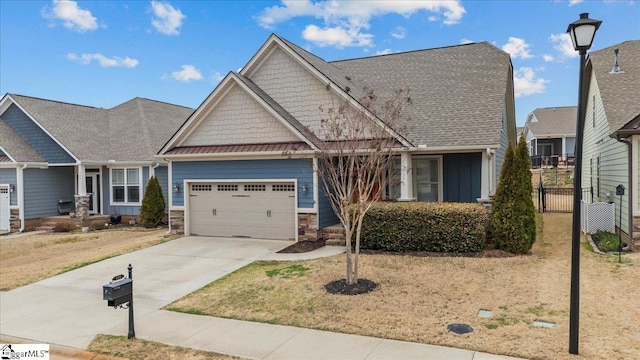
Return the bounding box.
[0,236,291,348]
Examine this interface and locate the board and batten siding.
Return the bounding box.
[249,47,339,139]
[582,73,630,234]
[317,177,339,228]
[2,104,75,164]
[182,84,299,147]
[171,159,314,209]
[0,168,17,206]
[23,167,74,219]
[443,153,482,203]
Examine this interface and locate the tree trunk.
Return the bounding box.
[344,228,357,285]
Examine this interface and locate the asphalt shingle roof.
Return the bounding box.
[587,40,640,132]
[525,106,577,137]
[0,117,45,162]
[3,95,193,162]
[332,43,511,147]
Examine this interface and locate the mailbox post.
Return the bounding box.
[102,264,135,339]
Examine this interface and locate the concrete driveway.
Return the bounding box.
[0,236,292,348]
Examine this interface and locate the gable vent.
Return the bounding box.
[610,48,624,74]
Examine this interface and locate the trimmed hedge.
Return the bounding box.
[359,202,488,253]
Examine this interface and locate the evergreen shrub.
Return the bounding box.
[358,202,487,252]
[140,176,166,228]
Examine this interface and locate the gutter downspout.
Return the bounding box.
[615,135,632,250]
[17,164,27,233]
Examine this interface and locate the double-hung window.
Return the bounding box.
[388,156,441,202]
[111,168,141,204]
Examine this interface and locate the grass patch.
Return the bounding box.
[0,229,176,290]
[88,334,241,359]
[592,230,624,252]
[265,264,310,279]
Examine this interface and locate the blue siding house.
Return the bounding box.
[159,34,517,241]
[0,94,193,232]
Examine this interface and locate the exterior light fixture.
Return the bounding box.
[301,183,308,194]
[9,184,15,193]
[567,12,601,356]
[173,183,180,193]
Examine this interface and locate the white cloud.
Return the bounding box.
[543,54,555,62]
[302,24,373,48]
[391,26,406,39]
[428,15,439,22]
[460,38,473,44]
[169,65,202,82]
[550,33,578,58]
[150,0,185,35]
[210,71,224,83]
[569,0,583,6]
[43,0,99,32]
[67,53,138,68]
[375,48,393,55]
[514,67,548,98]
[256,1,465,48]
[502,37,533,59]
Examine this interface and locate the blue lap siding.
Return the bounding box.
[443,153,482,203]
[2,104,75,164]
[171,159,314,209]
[23,167,75,219]
[0,168,18,205]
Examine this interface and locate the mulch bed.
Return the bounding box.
[324,278,377,295]
[277,239,326,253]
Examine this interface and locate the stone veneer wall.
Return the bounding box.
[298,213,319,242]
[170,209,185,235]
[9,208,20,233]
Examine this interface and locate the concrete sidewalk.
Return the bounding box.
[1,236,525,360]
[110,310,525,360]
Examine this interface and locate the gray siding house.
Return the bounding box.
[523,106,577,168]
[159,34,517,241]
[580,39,640,250]
[0,94,193,233]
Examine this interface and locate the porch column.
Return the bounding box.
[481,149,492,199]
[398,152,414,201]
[77,164,86,195]
[562,137,567,161]
[75,164,89,223]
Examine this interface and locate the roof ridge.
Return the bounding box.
[9,93,103,110]
[329,41,493,63]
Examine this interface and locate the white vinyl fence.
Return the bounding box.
[581,200,615,234]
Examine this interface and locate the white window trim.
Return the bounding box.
[411,155,443,202]
[388,155,443,202]
[110,167,143,206]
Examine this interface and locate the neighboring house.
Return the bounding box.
[581,39,640,250]
[523,106,577,168]
[158,34,517,241]
[0,94,193,233]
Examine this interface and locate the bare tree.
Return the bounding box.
[316,86,411,286]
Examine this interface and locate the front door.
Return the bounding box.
[85,174,99,214]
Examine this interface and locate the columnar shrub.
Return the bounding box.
[140,176,166,228]
[491,136,536,253]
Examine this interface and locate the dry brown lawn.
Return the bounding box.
[0,228,176,290]
[167,214,640,360]
[88,334,242,360]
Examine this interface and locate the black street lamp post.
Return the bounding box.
[567,12,601,356]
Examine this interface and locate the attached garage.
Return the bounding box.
[187,181,297,240]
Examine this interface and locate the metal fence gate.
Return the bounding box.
[534,187,592,213]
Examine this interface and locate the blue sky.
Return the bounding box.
[1,1,638,126]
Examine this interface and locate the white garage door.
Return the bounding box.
[0,185,10,232]
[189,182,296,240]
